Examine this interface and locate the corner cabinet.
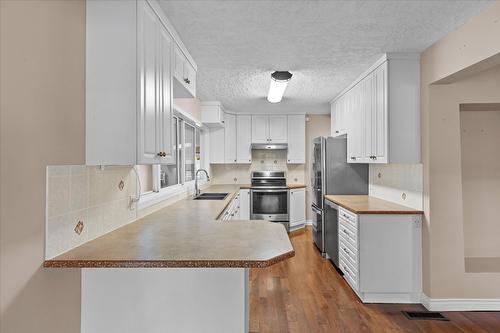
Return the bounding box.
[331,53,420,164]
[85,0,197,166]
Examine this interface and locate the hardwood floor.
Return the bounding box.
[249,227,500,333]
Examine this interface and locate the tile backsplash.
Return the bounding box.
[369,164,423,210]
[45,165,138,259]
[210,150,305,184]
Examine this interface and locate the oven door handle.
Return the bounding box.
[251,189,289,193]
[311,204,323,215]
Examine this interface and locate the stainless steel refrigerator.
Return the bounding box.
[311,136,368,266]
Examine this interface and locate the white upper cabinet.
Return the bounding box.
[201,101,225,128]
[209,127,225,164]
[334,53,420,164]
[268,115,287,143]
[85,0,196,165]
[172,44,197,98]
[236,115,252,164]
[251,115,287,144]
[331,95,347,137]
[287,115,305,164]
[251,115,269,143]
[224,113,237,163]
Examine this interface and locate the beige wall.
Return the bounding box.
[305,115,331,220]
[0,1,85,332]
[421,1,500,299]
[460,108,500,259]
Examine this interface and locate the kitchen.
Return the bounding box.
[2,1,500,333]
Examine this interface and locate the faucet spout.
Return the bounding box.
[194,169,210,197]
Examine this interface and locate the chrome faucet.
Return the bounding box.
[194,169,210,197]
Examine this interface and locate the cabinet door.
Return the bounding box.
[331,102,338,136]
[269,115,287,143]
[338,96,347,135]
[289,188,305,227]
[239,189,250,220]
[347,84,364,163]
[287,115,305,163]
[173,45,184,83]
[158,24,173,162]
[183,60,196,97]
[137,1,161,164]
[236,115,252,163]
[224,113,237,163]
[209,127,225,164]
[363,72,374,163]
[251,115,269,143]
[372,63,388,163]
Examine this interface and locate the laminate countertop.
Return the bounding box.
[324,195,424,215]
[44,185,295,269]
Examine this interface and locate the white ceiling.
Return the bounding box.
[160,0,493,114]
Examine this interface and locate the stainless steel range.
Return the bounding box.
[250,171,289,230]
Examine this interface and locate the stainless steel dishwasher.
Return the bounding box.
[325,200,340,268]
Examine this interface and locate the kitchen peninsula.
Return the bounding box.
[45,185,294,333]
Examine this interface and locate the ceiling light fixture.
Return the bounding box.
[267,71,292,103]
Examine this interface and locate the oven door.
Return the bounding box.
[250,189,289,221]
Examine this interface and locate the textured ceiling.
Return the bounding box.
[160,0,493,114]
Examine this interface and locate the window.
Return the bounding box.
[139,113,205,201]
[160,116,179,189]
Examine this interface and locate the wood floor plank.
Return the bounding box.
[249,227,500,333]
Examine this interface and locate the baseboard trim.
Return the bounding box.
[305,220,312,226]
[421,293,500,311]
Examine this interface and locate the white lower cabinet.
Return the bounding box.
[336,206,422,303]
[289,188,306,229]
[239,189,250,220]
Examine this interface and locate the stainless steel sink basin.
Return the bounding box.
[193,192,229,200]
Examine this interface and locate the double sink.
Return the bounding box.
[193,192,229,200]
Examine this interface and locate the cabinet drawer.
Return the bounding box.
[339,253,358,290]
[339,219,357,244]
[339,238,358,265]
[339,208,357,226]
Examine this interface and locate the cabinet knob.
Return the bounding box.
[350,157,356,160]
[184,78,191,84]
[234,159,237,162]
[157,152,166,157]
[335,130,339,133]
